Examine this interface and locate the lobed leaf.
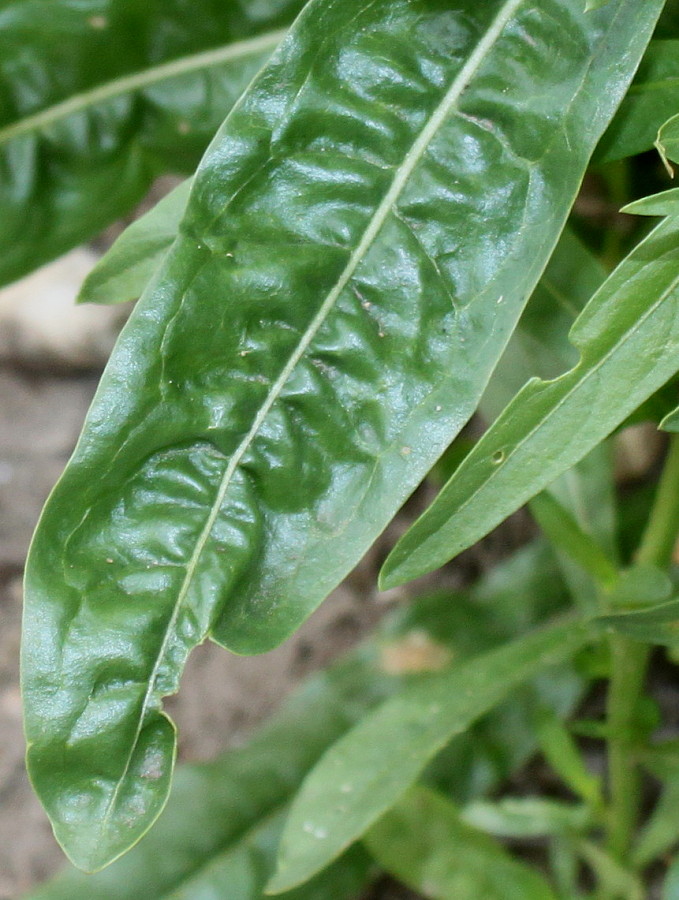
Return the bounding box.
[382,207,679,589]
[0,1,298,287]
[480,228,604,422]
[22,0,663,870]
[268,617,590,893]
[364,787,558,899]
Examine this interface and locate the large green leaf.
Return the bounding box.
[599,41,679,162]
[268,617,590,893]
[22,647,386,900]
[0,1,300,287]
[381,207,679,589]
[22,0,661,873]
[24,542,577,898]
[364,787,558,900]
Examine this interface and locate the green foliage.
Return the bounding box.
[0,1,298,287]
[382,206,679,588]
[364,787,558,899]
[599,41,679,162]
[77,179,191,306]
[269,617,589,892]
[12,0,679,897]
[23,0,659,874]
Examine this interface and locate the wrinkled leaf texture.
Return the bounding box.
[23,0,662,874]
[0,0,301,287]
[382,203,679,588]
[23,645,387,900]
[25,541,578,898]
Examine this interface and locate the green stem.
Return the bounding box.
[635,435,679,569]
[605,435,679,866]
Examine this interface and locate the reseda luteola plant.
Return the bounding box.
[4,0,679,896]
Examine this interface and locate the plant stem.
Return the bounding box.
[605,435,679,864]
[634,435,679,570]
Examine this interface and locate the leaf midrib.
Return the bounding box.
[0,29,286,146]
[102,0,525,826]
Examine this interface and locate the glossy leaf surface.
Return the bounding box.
[364,787,558,900]
[22,0,662,871]
[382,208,679,588]
[77,179,191,306]
[599,41,679,162]
[23,645,386,899]
[25,543,578,898]
[0,1,298,287]
[269,617,589,893]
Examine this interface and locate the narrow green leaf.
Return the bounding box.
[268,617,590,893]
[656,113,679,176]
[0,3,296,286]
[577,841,644,900]
[77,180,191,306]
[163,820,370,900]
[596,598,679,644]
[480,228,605,422]
[545,443,618,616]
[623,187,679,217]
[634,764,679,868]
[661,404,679,430]
[605,563,673,609]
[535,708,603,808]
[22,0,663,871]
[461,796,591,838]
[529,491,618,588]
[382,209,679,589]
[665,857,679,899]
[364,787,558,900]
[599,41,679,162]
